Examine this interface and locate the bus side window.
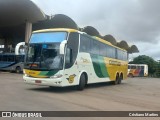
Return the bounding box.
[0,55,2,61]
[131,66,136,69]
[80,35,91,53]
[16,56,20,62]
[107,46,116,59]
[92,40,99,55]
[16,55,24,62]
[141,66,144,70]
[22,55,25,62]
[99,43,107,57]
[128,65,131,69]
[15,56,18,62]
[8,55,15,62]
[2,55,7,61]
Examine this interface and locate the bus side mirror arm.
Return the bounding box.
[60,40,67,55]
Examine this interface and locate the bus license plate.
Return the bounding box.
[35,80,41,84]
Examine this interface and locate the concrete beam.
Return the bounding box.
[25,22,32,44]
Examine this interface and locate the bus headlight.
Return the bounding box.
[50,74,63,79]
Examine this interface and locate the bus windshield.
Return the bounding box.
[25,32,67,70]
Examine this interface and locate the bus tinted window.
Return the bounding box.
[141,66,144,70]
[117,49,127,60]
[99,43,107,57]
[131,66,136,69]
[117,49,122,60]
[128,65,131,69]
[16,55,24,62]
[0,55,2,61]
[8,55,15,62]
[80,35,91,53]
[2,55,7,61]
[137,66,141,69]
[91,40,99,55]
[107,46,116,58]
[79,34,127,60]
[125,52,127,60]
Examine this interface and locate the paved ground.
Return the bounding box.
[0,72,160,120]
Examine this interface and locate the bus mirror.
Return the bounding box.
[60,40,67,54]
[15,42,25,55]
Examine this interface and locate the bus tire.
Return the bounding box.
[15,66,21,73]
[77,74,86,90]
[118,74,123,84]
[113,74,119,85]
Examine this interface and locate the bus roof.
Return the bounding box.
[33,28,127,52]
[0,53,15,55]
[33,28,79,33]
[0,53,24,56]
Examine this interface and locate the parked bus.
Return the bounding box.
[23,28,128,90]
[0,53,24,73]
[128,64,148,77]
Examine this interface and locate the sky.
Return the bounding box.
[31,0,160,61]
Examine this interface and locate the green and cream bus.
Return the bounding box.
[23,28,128,90]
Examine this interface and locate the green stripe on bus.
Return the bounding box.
[98,56,109,77]
[46,70,59,76]
[92,55,103,78]
[91,54,109,78]
[39,71,49,76]
[39,70,58,77]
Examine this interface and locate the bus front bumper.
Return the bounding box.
[23,76,64,87]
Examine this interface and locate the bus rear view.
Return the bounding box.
[128,64,148,77]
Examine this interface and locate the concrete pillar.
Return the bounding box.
[25,21,32,44]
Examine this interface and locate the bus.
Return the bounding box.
[23,28,128,90]
[0,53,24,73]
[128,64,148,77]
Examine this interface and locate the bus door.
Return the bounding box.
[63,32,79,85]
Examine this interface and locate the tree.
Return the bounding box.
[129,55,157,76]
[156,60,160,77]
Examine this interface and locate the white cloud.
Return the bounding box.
[31,0,160,60]
[130,41,160,60]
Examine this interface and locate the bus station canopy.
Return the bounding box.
[0,0,46,27]
[103,35,117,46]
[82,26,100,37]
[117,41,129,50]
[33,14,78,30]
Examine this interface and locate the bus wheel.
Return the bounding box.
[118,74,123,84]
[16,67,21,73]
[113,75,119,85]
[77,74,86,90]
